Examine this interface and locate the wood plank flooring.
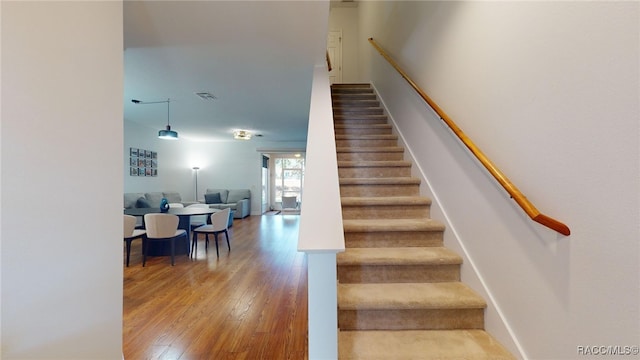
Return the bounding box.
[123,215,308,360]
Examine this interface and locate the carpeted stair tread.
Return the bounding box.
[337,247,461,266]
[338,282,486,310]
[334,123,392,129]
[341,196,431,206]
[338,160,412,168]
[334,106,383,112]
[331,88,375,94]
[335,124,394,136]
[336,134,397,140]
[338,330,515,360]
[333,115,389,125]
[331,83,371,87]
[343,218,445,233]
[331,88,374,93]
[340,177,420,185]
[336,146,404,153]
[334,114,388,119]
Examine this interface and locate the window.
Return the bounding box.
[274,157,304,203]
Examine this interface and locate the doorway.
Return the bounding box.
[327,29,342,84]
[260,152,305,212]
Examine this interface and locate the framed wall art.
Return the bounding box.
[129,147,157,177]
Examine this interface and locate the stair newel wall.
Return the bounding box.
[298,66,344,360]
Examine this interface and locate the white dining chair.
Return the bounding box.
[186,203,210,230]
[143,213,187,266]
[191,208,231,258]
[123,215,146,267]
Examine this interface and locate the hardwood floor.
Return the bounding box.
[123,215,308,360]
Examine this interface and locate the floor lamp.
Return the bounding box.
[192,167,200,201]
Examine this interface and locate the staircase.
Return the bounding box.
[332,83,515,359]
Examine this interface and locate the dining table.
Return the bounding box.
[124,207,218,256]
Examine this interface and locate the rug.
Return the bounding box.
[264,210,281,215]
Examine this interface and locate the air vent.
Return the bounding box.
[194,92,217,101]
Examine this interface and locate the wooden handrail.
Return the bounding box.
[369,38,570,236]
[326,50,333,72]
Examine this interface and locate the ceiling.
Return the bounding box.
[123,1,330,143]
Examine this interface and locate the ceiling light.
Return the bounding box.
[132,98,179,140]
[158,125,178,140]
[233,130,252,140]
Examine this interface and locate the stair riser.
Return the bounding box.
[333,101,381,108]
[344,231,444,248]
[336,139,398,147]
[332,88,374,94]
[340,184,420,197]
[334,108,384,116]
[337,152,404,161]
[335,127,392,136]
[332,94,377,101]
[342,205,430,220]
[338,265,460,284]
[339,166,411,178]
[338,309,485,330]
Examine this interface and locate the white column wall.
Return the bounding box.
[1,2,124,358]
[358,2,639,359]
[299,65,344,360]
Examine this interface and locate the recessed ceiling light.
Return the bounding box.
[233,130,252,140]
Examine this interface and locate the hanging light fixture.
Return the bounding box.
[132,98,179,140]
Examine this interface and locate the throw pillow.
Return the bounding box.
[204,192,222,204]
[136,197,152,208]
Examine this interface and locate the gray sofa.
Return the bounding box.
[202,188,251,219]
[124,191,197,209]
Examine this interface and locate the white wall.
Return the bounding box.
[359,2,639,359]
[328,5,360,83]
[124,120,306,214]
[1,2,124,358]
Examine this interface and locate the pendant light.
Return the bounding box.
[132,98,179,140]
[158,98,178,140]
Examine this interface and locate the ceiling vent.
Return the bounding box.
[194,92,217,101]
